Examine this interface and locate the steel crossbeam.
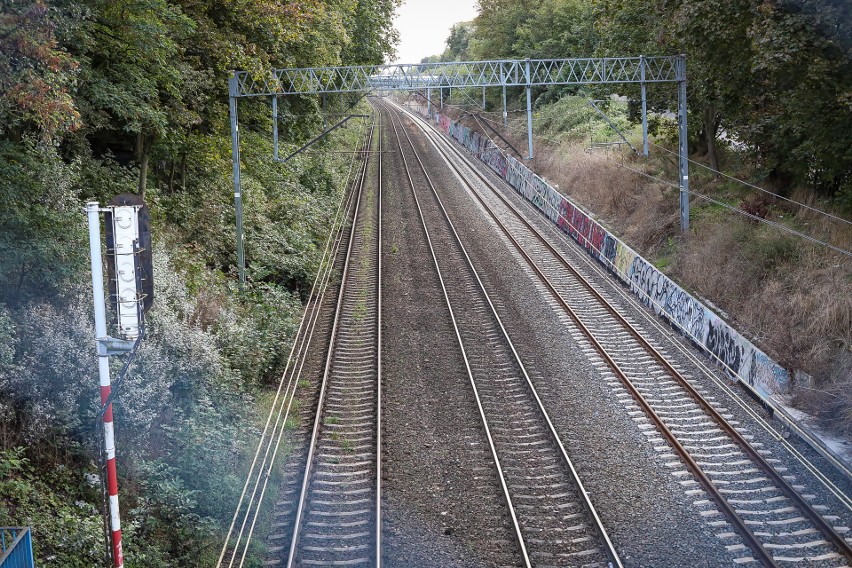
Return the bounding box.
[228,55,690,287]
[231,57,684,97]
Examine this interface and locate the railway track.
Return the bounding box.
[389,99,852,566]
[278,113,383,568]
[262,150,368,565]
[218,116,370,568]
[378,98,622,568]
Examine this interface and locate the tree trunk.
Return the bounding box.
[179,152,187,191]
[136,131,150,199]
[168,158,176,194]
[704,104,720,177]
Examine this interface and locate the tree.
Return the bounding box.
[443,21,475,61]
[596,0,754,174]
[344,0,402,65]
[743,0,852,196]
[668,0,755,174]
[513,0,595,59]
[471,0,537,59]
[59,0,195,198]
[0,0,80,142]
[596,0,852,195]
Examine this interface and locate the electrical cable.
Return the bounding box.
[650,143,852,226]
[475,92,850,229]
[614,160,852,257]
[457,89,487,112]
[447,95,850,257]
[230,126,370,567]
[216,116,369,568]
[411,93,846,383]
[233,113,377,567]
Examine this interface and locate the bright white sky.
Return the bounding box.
[391,0,479,64]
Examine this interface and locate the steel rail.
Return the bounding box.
[444,100,852,507]
[241,136,369,568]
[414,103,852,563]
[237,130,372,568]
[380,98,623,568]
[375,108,383,568]
[401,100,852,564]
[284,118,376,567]
[285,116,381,568]
[379,100,531,568]
[412,117,775,567]
[219,116,368,568]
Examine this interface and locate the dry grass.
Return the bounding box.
[441,102,852,434]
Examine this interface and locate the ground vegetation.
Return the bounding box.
[0,0,398,565]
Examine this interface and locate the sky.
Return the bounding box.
[391,0,479,64]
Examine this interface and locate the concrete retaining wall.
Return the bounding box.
[416,105,789,399]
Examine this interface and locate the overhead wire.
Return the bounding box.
[614,159,852,257]
[449,91,851,256]
[452,88,487,111]
[459,90,850,228]
[238,113,380,566]
[233,118,374,568]
[216,114,370,568]
[617,151,852,257]
[649,143,852,226]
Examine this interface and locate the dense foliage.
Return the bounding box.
[448,0,852,204]
[0,0,397,565]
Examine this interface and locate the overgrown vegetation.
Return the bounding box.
[426,0,851,432]
[0,0,398,565]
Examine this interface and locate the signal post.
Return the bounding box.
[86,197,153,568]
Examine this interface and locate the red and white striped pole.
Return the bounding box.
[99,371,123,567]
[87,202,125,568]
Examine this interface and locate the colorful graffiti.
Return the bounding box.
[628,257,707,341]
[419,104,789,399]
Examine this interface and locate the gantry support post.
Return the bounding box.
[677,56,689,232]
[501,65,508,127]
[427,87,432,118]
[272,96,279,161]
[482,86,486,110]
[525,58,533,160]
[502,86,508,127]
[229,75,246,288]
[640,55,648,157]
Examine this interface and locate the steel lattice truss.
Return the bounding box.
[231,56,684,97]
[227,54,692,288]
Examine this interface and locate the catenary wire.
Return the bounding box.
[444,91,851,228]
[649,142,852,226]
[614,159,852,257]
[216,115,368,568]
[238,117,376,568]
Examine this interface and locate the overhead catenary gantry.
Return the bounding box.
[228,56,690,286]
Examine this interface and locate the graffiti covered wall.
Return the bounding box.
[413,104,789,399]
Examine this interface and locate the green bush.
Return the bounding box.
[0,140,87,306]
[0,447,103,567]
